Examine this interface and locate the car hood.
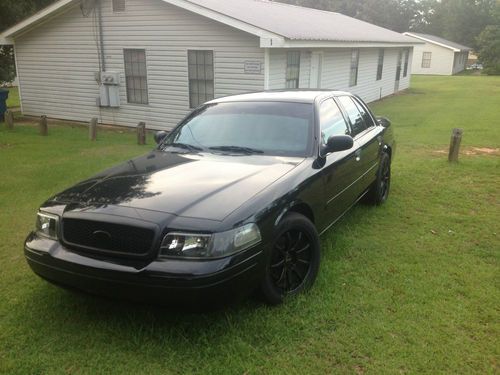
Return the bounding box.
[49,150,304,221]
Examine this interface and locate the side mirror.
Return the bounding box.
[322,135,354,156]
[376,117,391,128]
[154,131,168,144]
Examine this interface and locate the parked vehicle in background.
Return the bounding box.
[24,90,395,306]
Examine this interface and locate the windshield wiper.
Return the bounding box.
[163,142,203,152]
[209,145,264,154]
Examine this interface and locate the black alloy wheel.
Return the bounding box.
[379,153,391,202]
[260,213,320,305]
[365,152,391,205]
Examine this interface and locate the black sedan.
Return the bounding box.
[25,90,395,305]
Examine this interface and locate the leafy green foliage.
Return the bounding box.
[476,25,500,74]
[0,76,499,374]
[7,86,20,108]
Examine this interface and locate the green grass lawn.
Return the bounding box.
[0,76,498,374]
[6,86,20,108]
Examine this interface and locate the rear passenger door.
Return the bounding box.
[337,96,381,195]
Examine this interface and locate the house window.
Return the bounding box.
[403,49,410,77]
[188,50,214,108]
[349,49,359,87]
[112,0,125,12]
[421,52,432,68]
[286,51,301,88]
[376,49,384,81]
[124,49,148,104]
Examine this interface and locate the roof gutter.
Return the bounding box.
[273,40,422,49]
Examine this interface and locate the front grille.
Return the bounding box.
[62,218,156,257]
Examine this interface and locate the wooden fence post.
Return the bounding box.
[5,110,14,130]
[89,117,98,141]
[137,122,146,145]
[448,128,463,162]
[39,115,48,136]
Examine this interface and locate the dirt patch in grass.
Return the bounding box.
[463,147,500,156]
[433,147,499,156]
[0,143,13,149]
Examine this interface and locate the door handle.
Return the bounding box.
[355,149,362,162]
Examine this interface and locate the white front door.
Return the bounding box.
[309,52,323,88]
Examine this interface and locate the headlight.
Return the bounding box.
[159,223,261,259]
[35,211,59,239]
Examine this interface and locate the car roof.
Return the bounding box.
[207,90,353,104]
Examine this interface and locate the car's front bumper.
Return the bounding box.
[24,232,268,306]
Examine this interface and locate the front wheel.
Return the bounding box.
[365,152,391,205]
[259,213,320,305]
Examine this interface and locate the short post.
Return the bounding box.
[39,115,48,136]
[137,121,146,145]
[448,128,463,162]
[5,110,14,130]
[89,117,98,141]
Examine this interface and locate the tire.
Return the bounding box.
[259,213,321,305]
[365,152,391,205]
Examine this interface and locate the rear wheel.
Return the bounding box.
[365,152,391,205]
[259,213,320,305]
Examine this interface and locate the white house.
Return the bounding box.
[0,0,419,130]
[404,32,471,76]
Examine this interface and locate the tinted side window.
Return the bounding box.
[319,99,349,144]
[352,97,375,128]
[338,96,366,136]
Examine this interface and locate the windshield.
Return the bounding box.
[161,101,314,157]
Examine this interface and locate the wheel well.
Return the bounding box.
[288,203,315,224]
[384,145,392,159]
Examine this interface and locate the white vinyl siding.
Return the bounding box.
[14,0,264,130]
[269,47,412,103]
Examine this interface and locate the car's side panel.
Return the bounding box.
[353,126,384,193]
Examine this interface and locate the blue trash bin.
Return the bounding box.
[0,89,9,122]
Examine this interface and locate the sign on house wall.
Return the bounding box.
[244,61,262,74]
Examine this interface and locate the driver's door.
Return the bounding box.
[319,98,360,224]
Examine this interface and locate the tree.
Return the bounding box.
[277,0,437,33]
[412,0,498,49]
[0,0,56,83]
[476,3,500,75]
[476,25,500,74]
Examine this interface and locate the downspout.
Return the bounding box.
[97,0,106,72]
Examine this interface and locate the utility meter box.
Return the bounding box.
[98,71,120,107]
[101,71,120,85]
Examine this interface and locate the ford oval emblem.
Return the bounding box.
[92,230,112,245]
